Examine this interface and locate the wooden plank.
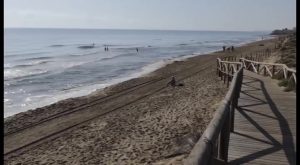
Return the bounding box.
[228,70,296,164]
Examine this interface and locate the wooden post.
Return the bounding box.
[227,73,230,87]
[217,60,220,76]
[227,64,230,87]
[272,65,276,78]
[212,139,219,159]
[218,105,230,162]
[221,66,223,80]
[230,96,237,132]
[264,66,267,76]
[237,68,243,98]
[257,64,260,74]
[224,70,226,84]
[220,64,223,80]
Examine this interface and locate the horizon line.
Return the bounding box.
[4,27,273,32]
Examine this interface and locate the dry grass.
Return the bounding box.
[276,34,296,68]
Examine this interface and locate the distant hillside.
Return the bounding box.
[270,28,296,35]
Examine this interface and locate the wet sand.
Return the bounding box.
[5,38,278,165]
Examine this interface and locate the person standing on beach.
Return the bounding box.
[231,46,234,52]
[222,46,226,52]
[136,48,139,53]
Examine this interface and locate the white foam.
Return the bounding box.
[4,69,48,80]
[132,60,173,77]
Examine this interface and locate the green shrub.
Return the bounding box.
[272,72,284,80]
[278,79,289,87]
[278,79,296,92]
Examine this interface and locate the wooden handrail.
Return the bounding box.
[240,58,296,84]
[217,58,242,87]
[185,65,243,164]
[240,58,296,73]
[185,53,296,164]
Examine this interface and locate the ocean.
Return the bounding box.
[4,28,272,117]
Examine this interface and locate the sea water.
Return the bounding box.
[4,28,272,117]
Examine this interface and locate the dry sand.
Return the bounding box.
[4,38,279,165]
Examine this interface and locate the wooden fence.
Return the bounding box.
[185,59,243,165]
[240,58,296,84]
[216,58,243,87]
[221,48,272,62]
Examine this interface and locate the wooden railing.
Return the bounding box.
[217,58,243,87]
[240,58,296,84]
[185,60,243,165]
[185,54,296,164]
[221,48,272,62]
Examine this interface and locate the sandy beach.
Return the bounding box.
[4,38,278,165]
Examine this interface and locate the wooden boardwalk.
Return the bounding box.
[228,70,296,165]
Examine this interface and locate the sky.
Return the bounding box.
[4,0,296,31]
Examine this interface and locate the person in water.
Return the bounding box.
[104,46,109,51]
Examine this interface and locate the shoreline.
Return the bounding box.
[4,36,274,119]
[5,37,279,164]
[4,38,277,128]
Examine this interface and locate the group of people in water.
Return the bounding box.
[104,46,109,51]
[222,45,235,52]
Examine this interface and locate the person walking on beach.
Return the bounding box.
[222,46,226,52]
[136,48,139,53]
[231,46,234,52]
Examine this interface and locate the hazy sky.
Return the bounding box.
[4,0,296,31]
